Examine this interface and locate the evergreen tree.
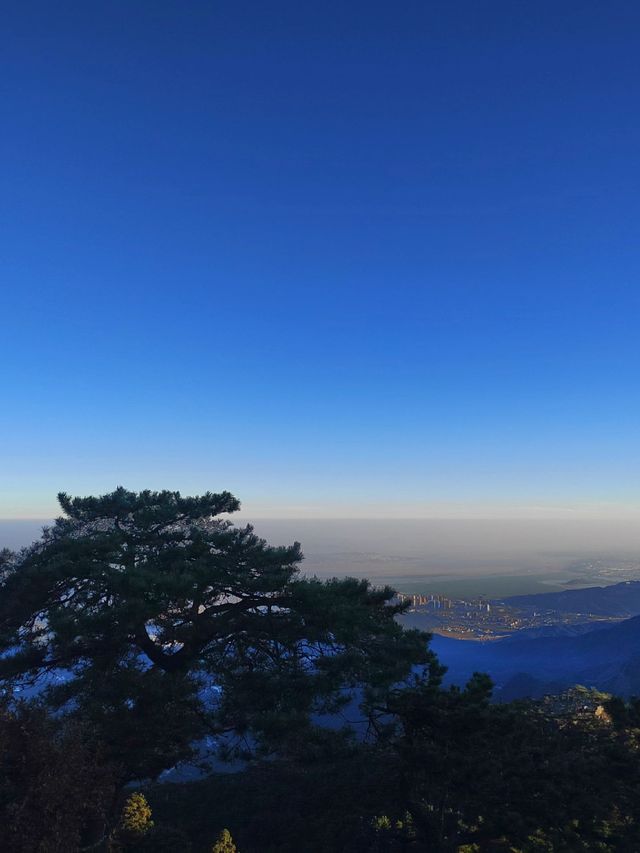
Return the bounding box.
[211,827,237,852]
[0,488,436,780]
[120,792,154,837]
[383,676,640,851]
[0,701,115,852]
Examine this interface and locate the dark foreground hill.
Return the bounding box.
[430,613,640,700]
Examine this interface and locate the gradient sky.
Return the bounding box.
[2,1,640,519]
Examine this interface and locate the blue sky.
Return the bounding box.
[2,1,640,518]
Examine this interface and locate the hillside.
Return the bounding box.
[431,613,640,699]
[506,580,640,617]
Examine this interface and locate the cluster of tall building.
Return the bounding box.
[395,592,453,609]
[395,592,492,615]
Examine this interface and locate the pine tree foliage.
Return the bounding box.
[211,827,237,852]
[0,488,436,780]
[0,701,115,852]
[120,792,154,836]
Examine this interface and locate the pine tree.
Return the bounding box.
[0,488,436,780]
[120,792,154,837]
[212,828,237,853]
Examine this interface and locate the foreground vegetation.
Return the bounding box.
[0,490,639,851]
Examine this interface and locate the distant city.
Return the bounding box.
[395,560,640,640]
[395,590,623,640]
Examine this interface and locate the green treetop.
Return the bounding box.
[120,792,154,837]
[212,828,237,852]
[0,488,437,781]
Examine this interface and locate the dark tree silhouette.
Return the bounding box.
[0,488,436,780]
[0,701,115,852]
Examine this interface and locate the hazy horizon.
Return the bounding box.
[4,517,639,596]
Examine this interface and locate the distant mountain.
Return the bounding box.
[505,580,640,617]
[430,614,640,699]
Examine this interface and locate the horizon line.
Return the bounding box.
[4,513,640,522]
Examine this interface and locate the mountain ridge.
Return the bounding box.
[505,579,640,617]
